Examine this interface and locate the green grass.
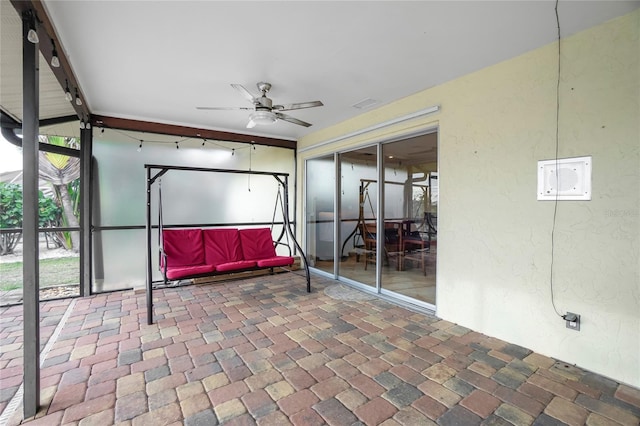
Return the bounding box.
[0,257,79,291]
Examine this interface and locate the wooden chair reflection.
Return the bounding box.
[401,222,429,275]
[360,221,400,270]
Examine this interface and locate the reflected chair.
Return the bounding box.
[360,221,401,270]
[361,221,377,270]
[402,230,429,275]
[425,212,437,241]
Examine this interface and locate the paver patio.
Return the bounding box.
[1,273,638,425]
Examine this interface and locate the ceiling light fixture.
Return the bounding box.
[64,80,73,101]
[85,116,91,130]
[50,39,60,67]
[75,89,82,106]
[246,110,277,129]
[79,120,85,130]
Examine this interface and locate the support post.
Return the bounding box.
[22,9,40,419]
[145,166,154,324]
[80,123,92,296]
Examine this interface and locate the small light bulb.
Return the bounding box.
[27,29,39,44]
[64,80,73,101]
[50,40,60,67]
[79,120,85,130]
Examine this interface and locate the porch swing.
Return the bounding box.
[145,164,311,325]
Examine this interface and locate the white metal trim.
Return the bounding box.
[299,105,440,153]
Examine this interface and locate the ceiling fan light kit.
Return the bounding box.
[247,110,277,128]
[197,81,323,128]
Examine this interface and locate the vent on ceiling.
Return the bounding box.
[352,98,378,110]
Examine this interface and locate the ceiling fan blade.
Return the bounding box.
[273,101,324,111]
[231,84,258,104]
[196,106,253,110]
[275,112,312,127]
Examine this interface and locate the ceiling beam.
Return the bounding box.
[1,110,77,129]
[92,115,296,150]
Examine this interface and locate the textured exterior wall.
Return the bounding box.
[298,10,639,387]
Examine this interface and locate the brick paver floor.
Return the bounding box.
[1,273,639,425]
[0,298,74,420]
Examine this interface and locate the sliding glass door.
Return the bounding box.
[338,147,378,287]
[304,130,438,308]
[305,155,335,275]
[381,135,437,305]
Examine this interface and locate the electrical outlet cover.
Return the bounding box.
[565,312,581,331]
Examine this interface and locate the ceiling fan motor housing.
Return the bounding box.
[256,96,273,109]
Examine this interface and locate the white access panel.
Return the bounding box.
[537,156,592,201]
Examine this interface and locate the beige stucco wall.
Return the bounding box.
[298,10,639,387]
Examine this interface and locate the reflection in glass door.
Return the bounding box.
[305,155,335,276]
[304,131,438,308]
[381,134,438,305]
[338,147,378,287]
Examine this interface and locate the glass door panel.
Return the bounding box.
[305,155,335,275]
[339,147,378,287]
[381,134,438,305]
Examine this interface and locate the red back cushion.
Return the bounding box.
[162,229,204,267]
[203,228,244,266]
[239,228,277,260]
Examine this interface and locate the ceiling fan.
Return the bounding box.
[197,82,323,128]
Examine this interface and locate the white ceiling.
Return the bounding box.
[15,1,640,141]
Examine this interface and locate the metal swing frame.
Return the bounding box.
[145,164,311,325]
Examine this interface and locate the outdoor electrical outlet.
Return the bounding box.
[565,312,580,331]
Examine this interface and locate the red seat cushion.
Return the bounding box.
[215,260,257,272]
[239,228,277,260]
[166,264,215,280]
[203,228,244,266]
[256,257,294,268]
[162,229,205,267]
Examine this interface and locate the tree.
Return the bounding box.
[38,136,80,251]
[0,182,62,255]
[0,182,23,255]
